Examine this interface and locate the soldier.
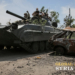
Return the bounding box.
[42,12,45,18]
[48,17,52,21]
[24,13,27,19]
[26,11,30,19]
[32,8,39,17]
[46,13,48,18]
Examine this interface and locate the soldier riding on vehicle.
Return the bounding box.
[24,13,27,19]
[32,8,39,17]
[26,11,30,19]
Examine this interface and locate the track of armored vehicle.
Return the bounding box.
[0,10,61,53]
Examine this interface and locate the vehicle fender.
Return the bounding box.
[54,45,68,52]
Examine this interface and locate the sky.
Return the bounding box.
[0,0,75,27]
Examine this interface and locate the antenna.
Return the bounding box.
[69,8,71,27]
[69,8,70,17]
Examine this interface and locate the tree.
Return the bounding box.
[64,15,75,27]
[45,9,48,13]
[71,24,75,28]
[40,6,48,14]
[59,25,66,29]
[50,11,60,24]
[40,6,45,12]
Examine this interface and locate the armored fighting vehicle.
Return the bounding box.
[0,10,61,53]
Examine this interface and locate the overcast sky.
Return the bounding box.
[0,0,75,27]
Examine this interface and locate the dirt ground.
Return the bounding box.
[0,49,75,75]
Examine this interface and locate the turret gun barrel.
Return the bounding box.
[6,10,26,20]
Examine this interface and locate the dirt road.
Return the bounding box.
[0,49,75,75]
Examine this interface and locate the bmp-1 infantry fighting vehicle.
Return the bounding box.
[0,10,61,53]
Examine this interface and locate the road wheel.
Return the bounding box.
[20,42,39,54]
[6,46,10,49]
[55,47,65,55]
[32,42,39,53]
[45,41,50,51]
[39,41,45,52]
[0,46,4,50]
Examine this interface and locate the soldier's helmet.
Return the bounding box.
[24,13,27,15]
[26,11,28,13]
[36,8,38,11]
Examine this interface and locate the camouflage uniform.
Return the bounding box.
[32,8,39,17]
[24,13,27,19]
[26,11,30,19]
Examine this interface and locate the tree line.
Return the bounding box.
[40,6,75,28]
